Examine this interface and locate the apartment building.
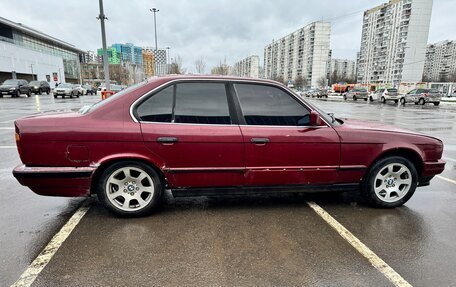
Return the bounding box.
[330,59,356,80]
[112,43,143,66]
[264,21,331,87]
[232,55,260,78]
[97,47,120,64]
[142,50,155,77]
[357,0,433,86]
[143,47,168,76]
[423,40,456,82]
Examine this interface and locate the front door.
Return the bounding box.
[137,82,244,189]
[233,83,340,186]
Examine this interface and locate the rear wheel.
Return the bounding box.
[353,95,357,101]
[16,90,21,98]
[381,97,386,104]
[394,100,398,104]
[343,95,347,101]
[361,156,417,208]
[97,161,163,217]
[26,90,31,97]
[46,89,50,95]
[38,89,42,95]
[434,102,440,106]
[400,98,406,105]
[418,98,425,105]
[369,96,374,102]
[70,92,73,98]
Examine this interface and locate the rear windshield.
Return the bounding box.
[82,81,146,114]
[387,89,397,92]
[59,83,72,88]
[354,88,367,92]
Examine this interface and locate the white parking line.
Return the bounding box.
[436,175,456,185]
[307,201,412,287]
[0,127,14,130]
[443,157,456,163]
[0,146,16,149]
[10,201,90,287]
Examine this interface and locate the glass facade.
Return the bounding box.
[0,22,81,81]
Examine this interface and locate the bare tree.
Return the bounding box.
[194,57,206,74]
[317,76,327,88]
[169,55,186,74]
[211,60,230,75]
[294,75,307,90]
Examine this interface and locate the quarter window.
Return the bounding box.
[235,84,310,126]
[174,83,231,125]
[137,86,173,122]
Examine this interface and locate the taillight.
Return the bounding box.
[15,124,23,157]
[424,93,429,97]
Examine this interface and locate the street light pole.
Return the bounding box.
[150,8,159,76]
[166,46,170,74]
[30,64,34,80]
[97,0,110,91]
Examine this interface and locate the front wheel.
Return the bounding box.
[369,96,374,102]
[26,90,31,97]
[361,156,417,208]
[418,98,425,105]
[96,161,163,217]
[400,98,406,105]
[434,102,440,106]
[381,97,386,104]
[353,95,357,101]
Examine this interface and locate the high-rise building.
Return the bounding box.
[357,0,433,86]
[330,59,356,80]
[264,21,331,87]
[97,47,120,64]
[142,50,155,77]
[112,43,143,65]
[232,55,260,78]
[144,47,168,75]
[423,40,456,82]
[80,50,101,64]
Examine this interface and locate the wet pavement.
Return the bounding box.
[1,93,456,286]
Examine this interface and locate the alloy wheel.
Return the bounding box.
[374,163,412,203]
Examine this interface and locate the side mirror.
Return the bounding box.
[310,110,323,126]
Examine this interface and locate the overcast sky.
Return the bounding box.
[1,0,454,73]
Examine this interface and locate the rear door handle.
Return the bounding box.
[157,137,178,143]
[250,137,270,144]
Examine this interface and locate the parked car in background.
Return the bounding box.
[315,88,328,98]
[96,86,106,97]
[53,83,80,98]
[83,85,95,95]
[28,81,50,95]
[344,87,369,101]
[73,84,86,95]
[12,76,445,217]
[400,88,442,106]
[371,88,399,103]
[0,79,31,98]
[110,84,124,94]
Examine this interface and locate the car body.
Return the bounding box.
[12,76,445,216]
[73,84,86,95]
[53,83,80,98]
[371,88,399,103]
[400,88,442,106]
[28,81,51,95]
[315,89,328,98]
[83,85,95,95]
[344,88,369,101]
[0,79,31,98]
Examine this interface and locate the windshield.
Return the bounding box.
[59,83,72,88]
[3,80,19,85]
[81,81,146,114]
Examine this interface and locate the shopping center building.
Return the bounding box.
[0,16,83,86]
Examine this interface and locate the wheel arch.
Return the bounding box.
[365,147,424,181]
[90,155,167,194]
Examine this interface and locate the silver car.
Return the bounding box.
[53,83,80,98]
[372,88,399,103]
[344,88,369,101]
[400,88,442,106]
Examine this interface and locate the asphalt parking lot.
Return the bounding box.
[1,93,456,287]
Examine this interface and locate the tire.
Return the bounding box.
[369,96,374,102]
[343,95,347,101]
[46,89,50,95]
[394,100,398,104]
[26,90,31,97]
[381,97,386,104]
[96,161,163,217]
[77,91,80,98]
[0,94,3,98]
[418,98,425,105]
[400,98,406,105]
[62,95,65,98]
[16,90,20,98]
[364,97,368,101]
[38,89,42,95]
[70,92,73,98]
[353,95,357,101]
[53,94,57,98]
[361,156,417,208]
[434,102,440,106]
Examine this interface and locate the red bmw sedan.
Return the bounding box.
[12,76,445,216]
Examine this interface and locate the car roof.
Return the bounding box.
[144,75,284,86]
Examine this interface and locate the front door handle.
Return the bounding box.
[157,137,178,143]
[251,137,270,144]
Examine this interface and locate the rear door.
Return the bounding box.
[233,83,340,186]
[137,81,244,189]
